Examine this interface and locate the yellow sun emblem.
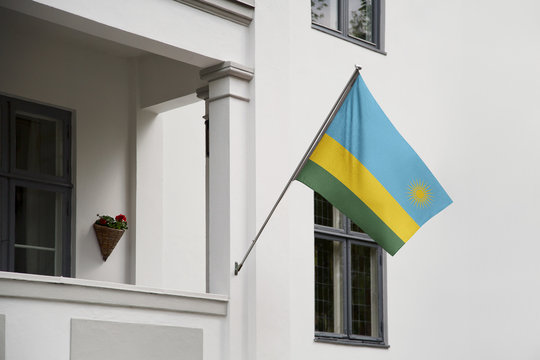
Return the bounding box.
[407,180,433,208]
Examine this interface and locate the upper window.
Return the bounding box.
[314,192,388,347]
[311,0,384,52]
[0,95,72,277]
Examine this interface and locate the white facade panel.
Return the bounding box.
[71,319,203,360]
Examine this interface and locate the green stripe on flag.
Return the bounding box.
[297,160,405,255]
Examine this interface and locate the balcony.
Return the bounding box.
[0,4,253,358]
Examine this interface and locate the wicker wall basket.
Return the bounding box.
[93,224,125,261]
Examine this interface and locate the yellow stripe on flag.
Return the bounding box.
[310,134,420,242]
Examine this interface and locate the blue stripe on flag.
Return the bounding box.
[325,75,452,226]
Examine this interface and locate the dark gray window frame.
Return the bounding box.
[311,0,386,54]
[314,201,389,348]
[0,94,72,277]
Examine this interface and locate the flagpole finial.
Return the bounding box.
[355,64,362,70]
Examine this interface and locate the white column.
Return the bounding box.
[201,62,254,360]
[135,109,164,288]
[200,62,253,295]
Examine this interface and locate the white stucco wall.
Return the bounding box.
[252,1,540,360]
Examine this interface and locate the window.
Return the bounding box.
[0,95,72,277]
[311,0,384,52]
[314,192,387,347]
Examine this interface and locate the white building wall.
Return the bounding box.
[251,2,293,360]
[252,1,540,360]
[2,0,540,359]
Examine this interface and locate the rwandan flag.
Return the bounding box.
[297,72,452,255]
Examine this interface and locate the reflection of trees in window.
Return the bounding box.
[349,0,373,42]
[311,0,328,22]
[311,0,339,30]
[314,193,386,344]
[310,0,382,51]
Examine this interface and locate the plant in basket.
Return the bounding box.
[95,214,128,230]
[93,214,128,261]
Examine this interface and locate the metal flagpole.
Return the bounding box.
[234,65,362,275]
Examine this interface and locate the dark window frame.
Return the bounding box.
[314,194,388,348]
[311,0,386,54]
[0,94,72,277]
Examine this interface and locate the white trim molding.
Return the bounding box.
[200,61,254,82]
[0,272,228,316]
[174,0,254,26]
[200,61,254,103]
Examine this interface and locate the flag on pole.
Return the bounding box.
[296,72,452,255]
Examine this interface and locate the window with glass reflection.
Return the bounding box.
[311,0,383,52]
[0,95,72,277]
[314,192,387,346]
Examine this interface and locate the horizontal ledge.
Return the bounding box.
[208,93,250,103]
[200,61,254,82]
[0,272,228,316]
[174,0,254,26]
[314,336,390,349]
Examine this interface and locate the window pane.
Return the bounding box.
[0,104,2,165]
[0,179,6,269]
[311,0,339,30]
[14,186,63,275]
[350,220,365,233]
[314,192,344,229]
[348,0,374,42]
[14,247,55,276]
[15,114,63,177]
[350,243,378,337]
[315,238,344,334]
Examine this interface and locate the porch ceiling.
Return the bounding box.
[1,6,208,107]
[0,6,146,59]
[0,0,232,68]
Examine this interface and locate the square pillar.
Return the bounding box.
[201,62,254,360]
[200,62,254,295]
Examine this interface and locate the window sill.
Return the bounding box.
[311,24,387,55]
[315,336,389,349]
[0,272,228,316]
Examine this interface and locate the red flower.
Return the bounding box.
[99,218,107,225]
[115,214,127,222]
